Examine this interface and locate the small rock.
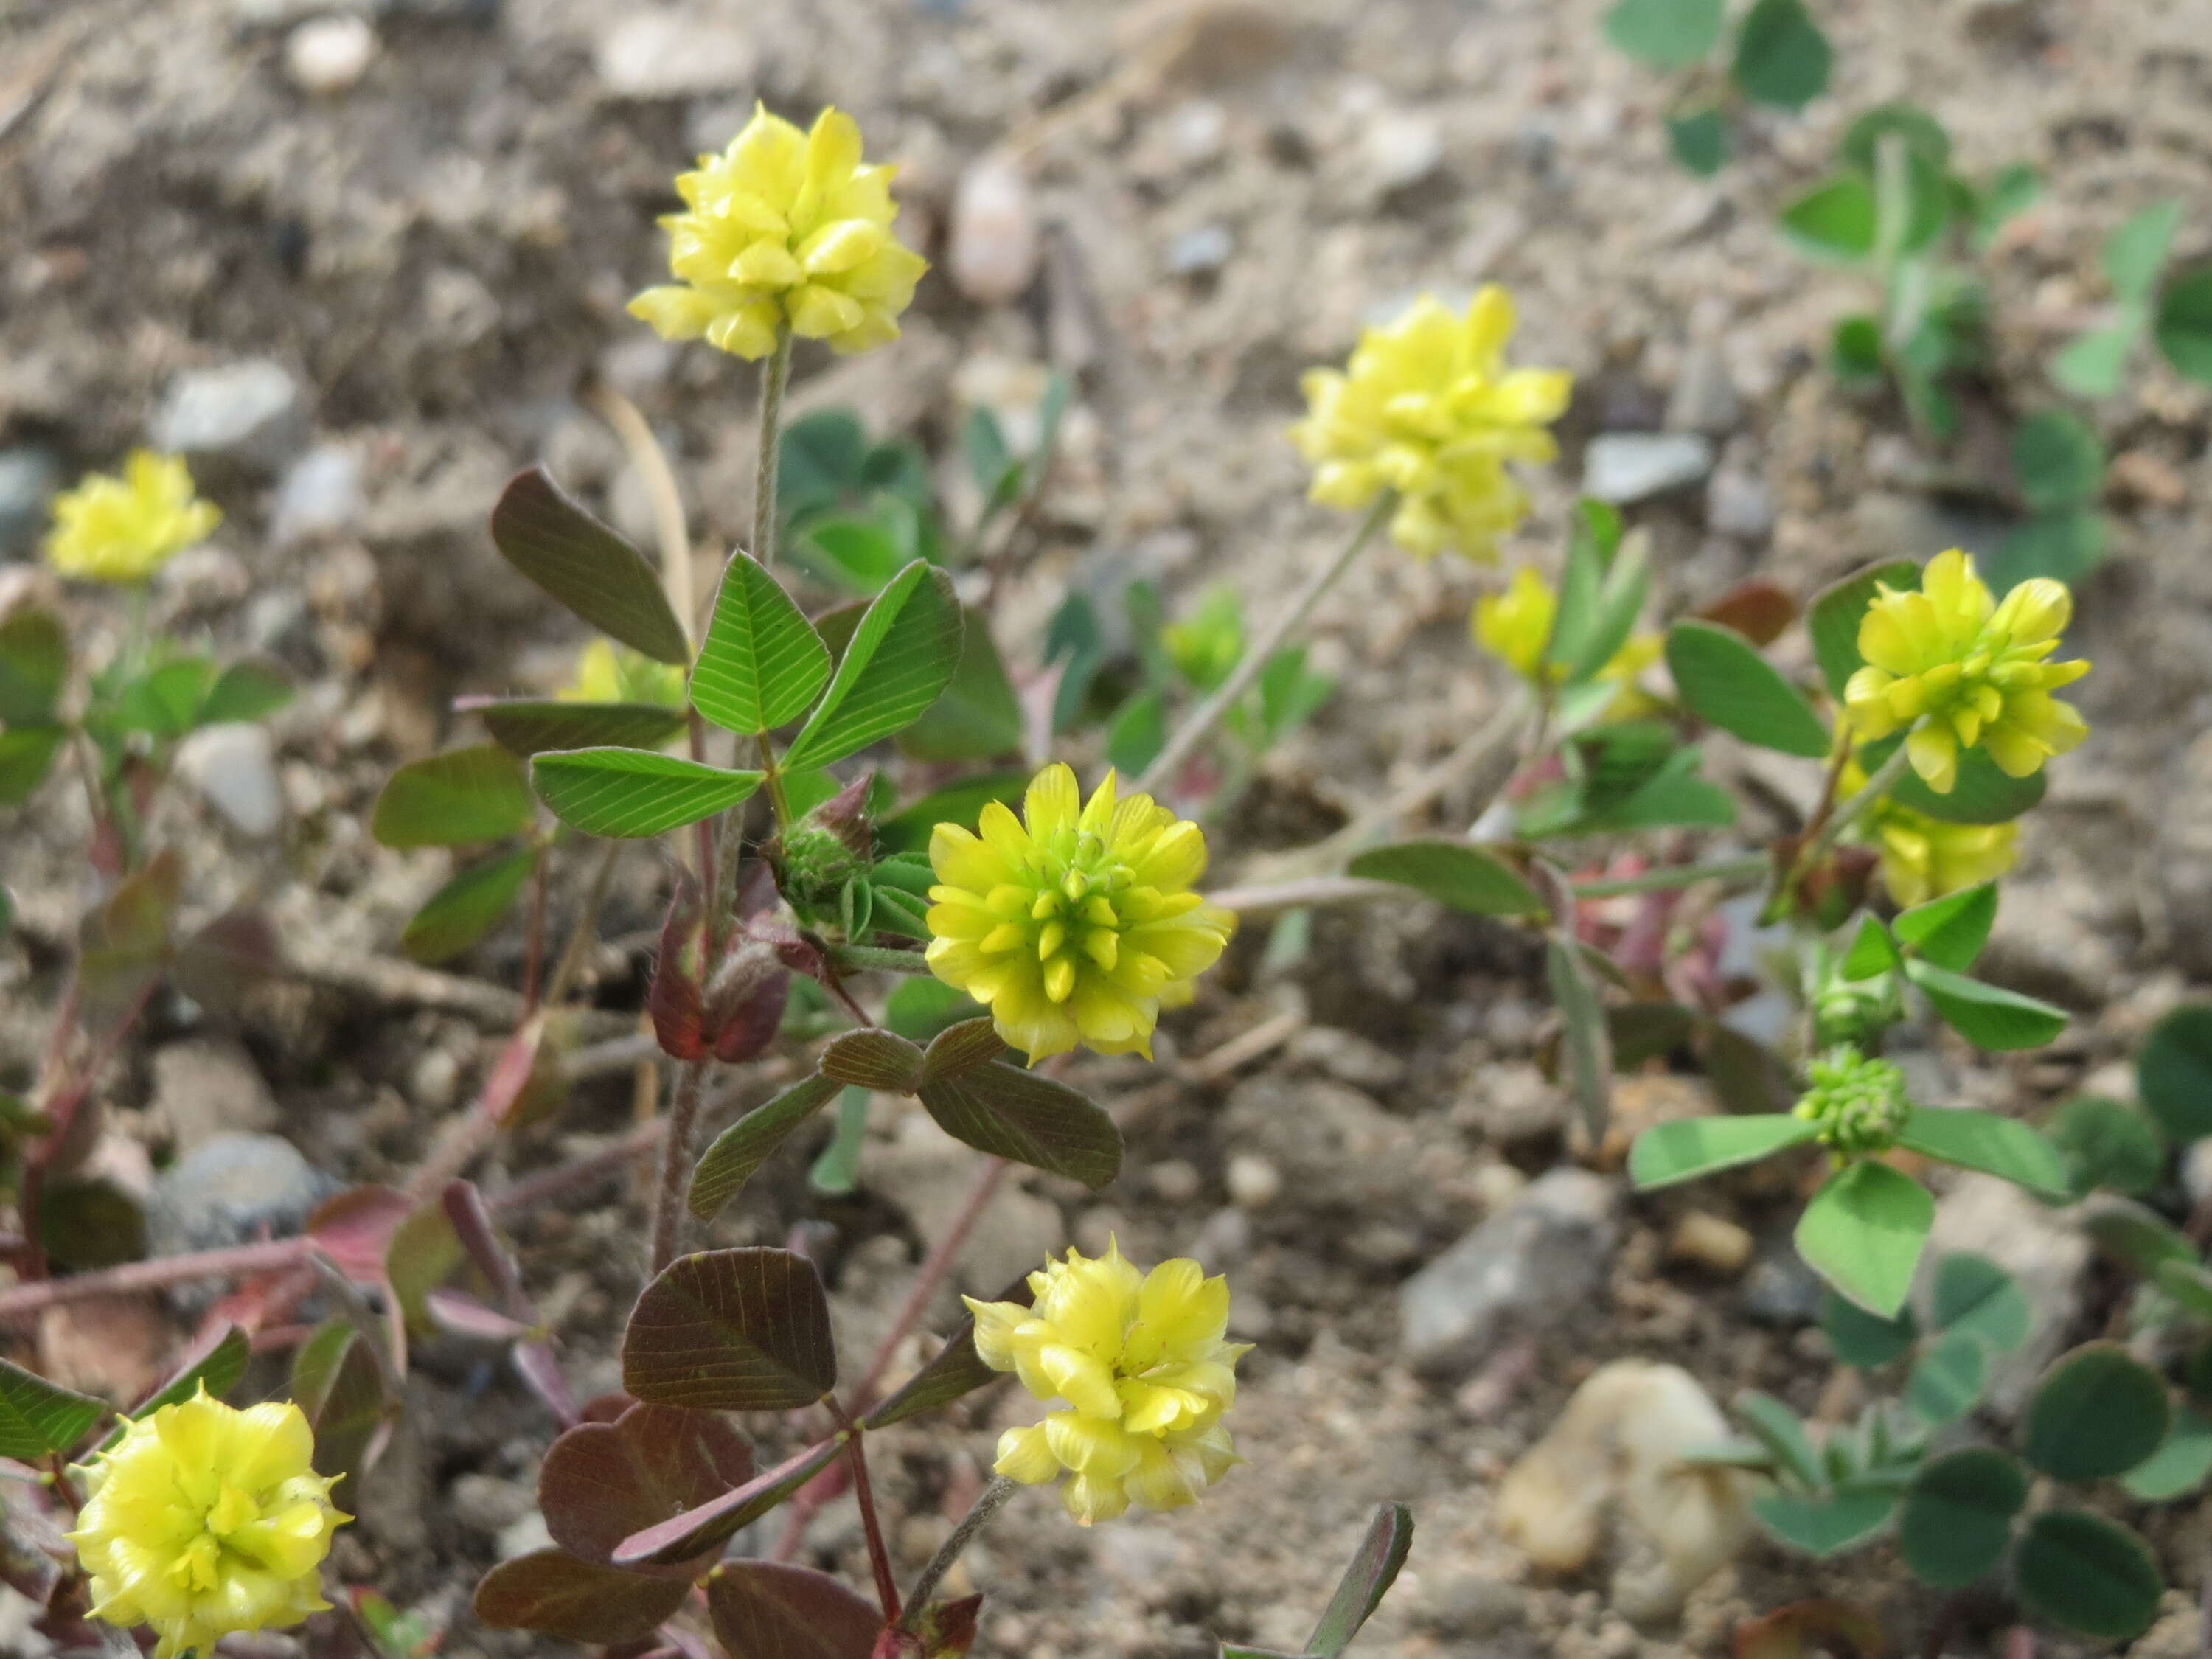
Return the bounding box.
[1498,1360,1752,1621]
[285,15,377,94]
[1582,433,1715,504]
[1469,1062,1571,1145]
[38,1297,171,1405]
[1921,1174,2088,1416]
[150,360,306,473]
[1469,1161,1528,1215]
[1148,1159,1202,1204]
[1165,223,1234,275]
[1398,1167,1621,1373]
[272,445,364,546]
[1663,342,1742,435]
[1287,1025,1408,1091]
[147,1132,336,1259]
[1742,1242,1824,1326]
[0,447,61,558]
[450,1473,533,1538]
[152,1038,279,1153]
[175,723,284,838]
[1361,111,1444,198]
[594,13,757,99]
[1414,1571,1526,1638]
[947,156,1039,305]
[1706,467,1774,540]
[409,1048,463,1113]
[1190,1206,1252,1267]
[1668,1212,1754,1276]
[496,1509,554,1561]
[1349,1222,1422,1267]
[1225,1153,1281,1209]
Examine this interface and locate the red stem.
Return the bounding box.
[827,1399,902,1624]
[0,1238,310,1324]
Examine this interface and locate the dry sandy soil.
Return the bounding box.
[5,0,2212,1656]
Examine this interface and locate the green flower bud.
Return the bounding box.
[1793,1046,1913,1158]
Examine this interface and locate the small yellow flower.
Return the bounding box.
[1290,287,1572,560]
[1472,566,1659,714]
[629,103,928,361]
[69,1387,347,1659]
[967,1242,1246,1526]
[925,764,1234,1063]
[1843,549,2090,794]
[1837,761,2019,907]
[558,639,686,706]
[44,451,220,585]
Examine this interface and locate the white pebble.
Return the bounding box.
[1225,1153,1281,1209]
[948,156,1039,305]
[285,15,378,97]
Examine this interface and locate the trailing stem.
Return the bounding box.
[647,1060,712,1274]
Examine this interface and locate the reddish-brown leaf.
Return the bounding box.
[650,870,708,1061]
[613,1436,845,1568]
[818,1029,925,1093]
[1696,580,1798,647]
[540,1402,755,1568]
[305,1186,413,1284]
[622,1248,838,1411]
[919,1018,1004,1084]
[914,1062,1121,1188]
[706,1561,882,1659]
[473,1548,689,1644]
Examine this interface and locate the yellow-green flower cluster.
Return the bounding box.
[925,765,1234,1062]
[69,1388,347,1659]
[559,639,686,706]
[1792,1046,1912,1158]
[1473,565,1660,714]
[1843,550,2090,794]
[44,451,220,585]
[629,103,927,361]
[1290,287,1572,560]
[967,1242,1245,1526]
[1843,759,2018,907]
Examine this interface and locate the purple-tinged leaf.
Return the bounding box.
[863,1272,1036,1430]
[819,1029,925,1093]
[705,1560,882,1659]
[919,1018,1004,1084]
[540,1402,756,1569]
[473,1548,690,1644]
[689,1072,842,1222]
[622,1248,838,1411]
[490,467,691,664]
[613,1436,845,1568]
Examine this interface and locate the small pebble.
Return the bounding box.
[1165,223,1234,275]
[285,15,378,95]
[1148,1158,1203,1204]
[409,1048,462,1112]
[1469,1161,1528,1214]
[948,156,1038,305]
[1225,1153,1281,1209]
[1667,1211,1755,1276]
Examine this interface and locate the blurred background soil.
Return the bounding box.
[4,0,2212,1655]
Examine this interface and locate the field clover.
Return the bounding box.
[44,451,220,585]
[1794,1045,1913,1159]
[1290,286,1572,560]
[1843,549,2090,793]
[69,1388,347,1659]
[629,102,928,361]
[1475,563,1660,709]
[967,1242,1246,1525]
[558,638,686,706]
[924,764,1234,1062]
[1860,789,2019,908]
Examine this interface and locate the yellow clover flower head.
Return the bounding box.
[559,638,686,706]
[1290,286,1572,560]
[1843,549,2090,794]
[44,451,221,585]
[967,1241,1247,1526]
[1842,762,2019,908]
[925,764,1234,1063]
[1472,566,1660,714]
[69,1386,347,1659]
[629,102,928,361]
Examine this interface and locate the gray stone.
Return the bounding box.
[1582,433,1714,504]
[1921,1173,2088,1416]
[1414,1571,1526,1638]
[1664,342,1743,435]
[147,1132,335,1259]
[450,1472,533,1538]
[272,445,364,546]
[1361,111,1445,198]
[1398,1167,1621,1372]
[152,1038,279,1154]
[1742,1242,1824,1326]
[150,360,306,473]
[0,447,60,559]
[1707,466,1774,539]
[595,13,757,100]
[1165,223,1234,275]
[175,723,284,838]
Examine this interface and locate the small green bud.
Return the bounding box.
[1793,1045,1913,1158]
[777,824,870,927]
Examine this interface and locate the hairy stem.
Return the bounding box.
[1135,491,1393,796]
[648,1060,712,1274]
[827,1399,902,1623]
[753,328,793,570]
[900,1474,1019,1625]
